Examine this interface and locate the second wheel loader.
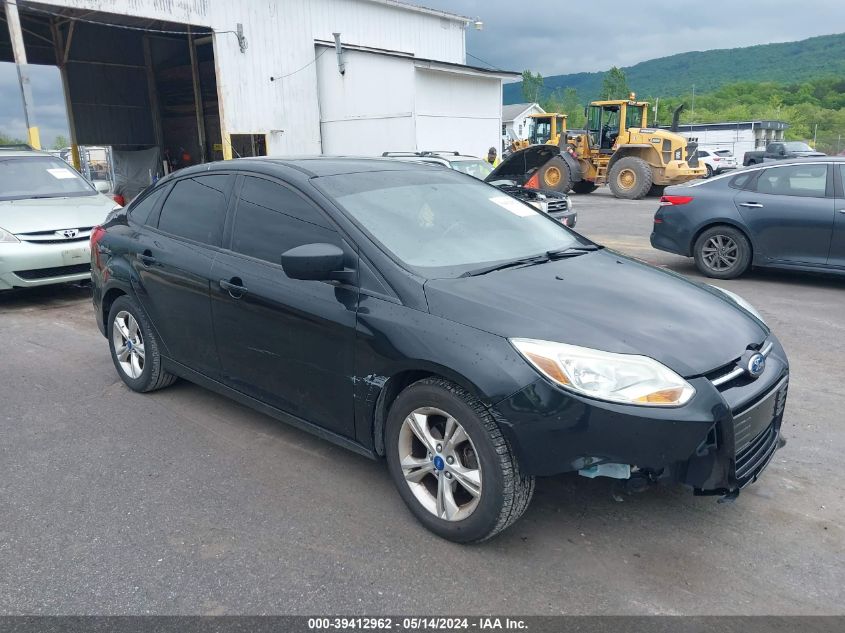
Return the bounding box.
[504,94,705,199]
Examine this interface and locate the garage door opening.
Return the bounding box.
[0,2,223,198]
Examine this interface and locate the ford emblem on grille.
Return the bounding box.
[746,353,766,378]
[57,229,79,239]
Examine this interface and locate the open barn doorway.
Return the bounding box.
[0,1,223,200]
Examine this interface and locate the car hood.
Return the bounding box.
[424,250,768,377]
[0,195,115,234]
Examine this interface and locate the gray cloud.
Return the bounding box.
[413,0,845,76]
[0,62,69,147]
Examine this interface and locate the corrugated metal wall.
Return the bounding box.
[27,0,473,155]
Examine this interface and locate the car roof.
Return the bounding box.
[171,156,446,179]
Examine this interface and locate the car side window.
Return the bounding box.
[755,164,828,198]
[230,176,340,265]
[157,175,230,246]
[729,171,758,190]
[698,151,709,157]
[128,187,166,226]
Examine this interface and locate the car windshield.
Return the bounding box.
[783,141,814,152]
[315,169,585,278]
[450,159,494,180]
[0,156,95,202]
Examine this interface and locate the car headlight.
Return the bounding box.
[529,196,549,213]
[511,338,695,406]
[0,227,20,243]
[710,286,766,325]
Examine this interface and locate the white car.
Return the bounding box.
[698,149,738,178]
[0,148,119,290]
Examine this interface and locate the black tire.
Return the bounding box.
[647,184,666,197]
[107,295,177,393]
[693,225,752,280]
[385,377,535,543]
[537,157,572,193]
[608,156,653,200]
[571,180,598,194]
[705,164,714,178]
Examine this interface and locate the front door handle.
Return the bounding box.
[739,202,764,208]
[219,277,248,299]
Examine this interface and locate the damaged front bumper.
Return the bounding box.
[493,336,789,495]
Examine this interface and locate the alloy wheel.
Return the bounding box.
[112,310,145,379]
[701,234,739,271]
[398,407,482,522]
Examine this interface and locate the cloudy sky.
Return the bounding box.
[2,0,843,146]
[413,0,845,74]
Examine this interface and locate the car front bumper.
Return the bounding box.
[493,335,788,494]
[0,240,92,290]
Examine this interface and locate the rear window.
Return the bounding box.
[157,175,230,246]
[729,171,758,190]
[0,156,95,201]
[714,150,732,157]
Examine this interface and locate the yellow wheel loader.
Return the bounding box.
[503,94,705,199]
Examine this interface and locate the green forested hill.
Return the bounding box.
[503,32,845,104]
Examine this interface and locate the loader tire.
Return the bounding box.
[609,157,653,200]
[572,181,598,194]
[537,157,572,193]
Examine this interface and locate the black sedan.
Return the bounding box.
[91,158,788,542]
[652,157,845,279]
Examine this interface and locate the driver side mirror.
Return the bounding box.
[280,243,353,283]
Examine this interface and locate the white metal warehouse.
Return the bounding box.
[1,0,515,170]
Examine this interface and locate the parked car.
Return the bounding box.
[743,141,825,166]
[651,157,844,279]
[92,158,788,542]
[383,151,576,227]
[698,149,738,178]
[0,147,119,291]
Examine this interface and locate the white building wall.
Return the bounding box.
[414,68,502,158]
[36,0,469,156]
[316,49,416,155]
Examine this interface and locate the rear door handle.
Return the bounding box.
[839,209,845,214]
[219,277,248,298]
[138,251,156,266]
[739,202,764,208]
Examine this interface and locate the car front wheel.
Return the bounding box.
[385,378,534,543]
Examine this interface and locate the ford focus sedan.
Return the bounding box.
[91,158,789,543]
[1,148,118,290]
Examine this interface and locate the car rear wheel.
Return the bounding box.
[108,295,177,392]
[693,226,752,279]
[385,378,534,543]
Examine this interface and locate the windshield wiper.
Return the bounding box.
[460,255,550,277]
[546,244,602,258]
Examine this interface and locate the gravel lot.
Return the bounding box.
[1,188,843,615]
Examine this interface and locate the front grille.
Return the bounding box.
[733,379,787,486]
[685,142,699,167]
[14,263,91,280]
[546,198,569,212]
[17,227,94,244]
[735,424,778,483]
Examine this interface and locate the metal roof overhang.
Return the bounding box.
[314,40,519,80]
